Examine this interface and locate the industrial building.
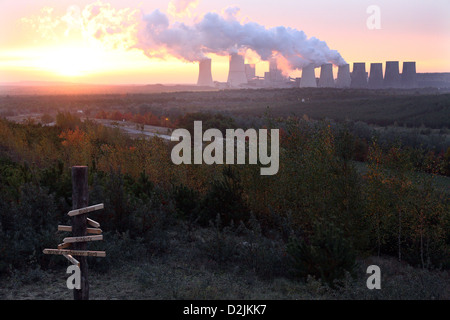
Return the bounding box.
[402,62,417,88]
[351,62,368,88]
[318,64,334,87]
[300,64,317,88]
[384,61,401,88]
[227,53,248,87]
[336,64,351,88]
[368,63,383,89]
[196,55,446,89]
[197,58,214,87]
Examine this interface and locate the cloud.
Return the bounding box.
[20,7,63,41]
[137,9,347,71]
[167,0,200,17]
[20,1,346,72]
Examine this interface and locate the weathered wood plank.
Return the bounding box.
[58,242,71,249]
[58,225,72,232]
[87,228,102,234]
[87,218,100,228]
[63,254,80,267]
[43,249,106,257]
[58,225,102,234]
[68,203,104,217]
[63,235,103,244]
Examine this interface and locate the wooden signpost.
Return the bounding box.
[43,166,105,300]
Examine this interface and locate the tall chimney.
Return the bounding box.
[384,61,401,88]
[245,64,256,81]
[351,62,368,88]
[336,64,351,88]
[197,58,214,87]
[227,53,248,87]
[402,61,417,88]
[368,63,383,89]
[300,64,317,88]
[318,63,335,87]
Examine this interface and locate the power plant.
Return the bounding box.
[402,62,417,88]
[245,64,256,82]
[318,64,334,87]
[336,64,351,88]
[368,63,383,89]
[195,55,447,89]
[300,64,317,88]
[227,53,248,87]
[351,63,368,88]
[197,58,214,87]
[384,61,401,88]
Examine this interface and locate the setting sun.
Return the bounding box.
[37,47,95,77]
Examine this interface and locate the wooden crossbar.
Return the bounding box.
[43,249,106,257]
[87,218,100,228]
[63,235,103,244]
[58,225,102,234]
[63,254,80,267]
[68,203,104,217]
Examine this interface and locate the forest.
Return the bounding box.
[0,88,449,299]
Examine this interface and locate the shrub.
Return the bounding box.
[235,216,287,279]
[198,166,249,226]
[286,222,357,287]
[172,183,200,221]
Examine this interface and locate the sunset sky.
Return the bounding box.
[0,0,449,85]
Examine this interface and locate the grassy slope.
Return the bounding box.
[1,222,449,300]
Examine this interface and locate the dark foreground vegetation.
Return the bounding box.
[0,88,449,299]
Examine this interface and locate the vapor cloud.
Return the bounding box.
[21,1,346,72]
[137,7,346,71]
[167,0,200,17]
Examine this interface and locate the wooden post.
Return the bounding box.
[71,166,89,300]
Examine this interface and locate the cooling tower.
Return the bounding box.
[227,53,248,87]
[402,61,417,88]
[318,63,335,87]
[384,61,401,88]
[269,58,278,72]
[336,64,351,88]
[300,64,317,88]
[368,63,383,89]
[351,62,368,88]
[245,64,256,81]
[197,58,214,87]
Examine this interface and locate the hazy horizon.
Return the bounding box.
[1,0,449,85]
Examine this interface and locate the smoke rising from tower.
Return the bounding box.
[22,1,347,80]
[137,7,347,73]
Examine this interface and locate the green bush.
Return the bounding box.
[286,222,357,287]
[172,183,200,221]
[198,166,249,226]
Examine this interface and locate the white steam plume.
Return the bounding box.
[22,1,347,72]
[136,7,346,71]
[168,0,200,17]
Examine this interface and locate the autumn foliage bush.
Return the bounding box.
[0,113,448,278]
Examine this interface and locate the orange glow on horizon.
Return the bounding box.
[0,1,449,85]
